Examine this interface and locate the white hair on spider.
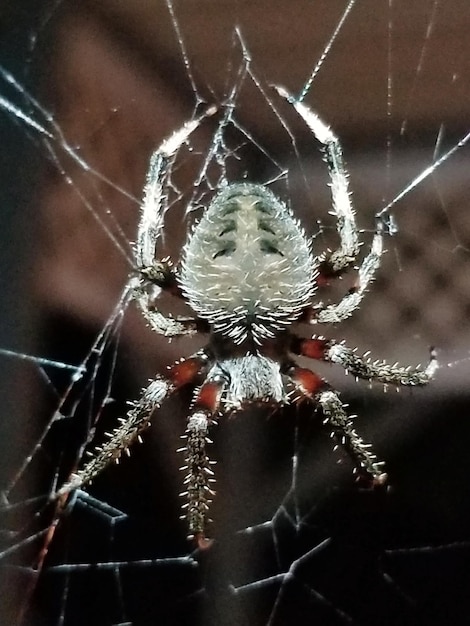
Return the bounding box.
[180,183,317,344]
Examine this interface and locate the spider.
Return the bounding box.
[57,86,437,547]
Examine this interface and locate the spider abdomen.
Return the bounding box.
[181,183,315,343]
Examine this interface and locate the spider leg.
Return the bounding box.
[318,389,388,485]
[275,85,384,324]
[312,224,383,324]
[179,371,227,548]
[291,336,438,386]
[135,105,216,271]
[131,105,216,337]
[131,260,209,337]
[288,366,387,485]
[274,85,360,279]
[55,352,210,498]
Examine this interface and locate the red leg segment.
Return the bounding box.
[168,355,209,387]
[289,365,326,397]
[291,336,330,361]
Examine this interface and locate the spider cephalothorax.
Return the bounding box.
[57,88,437,546]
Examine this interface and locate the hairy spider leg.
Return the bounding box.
[179,373,227,548]
[55,353,210,499]
[291,337,438,386]
[135,106,216,271]
[275,85,384,324]
[131,106,216,337]
[288,365,387,485]
[313,225,383,324]
[274,85,360,280]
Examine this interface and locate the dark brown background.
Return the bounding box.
[1,1,470,624]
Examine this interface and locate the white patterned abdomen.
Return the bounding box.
[180,183,315,343]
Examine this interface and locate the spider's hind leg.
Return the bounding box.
[131,106,216,338]
[275,85,384,324]
[274,85,360,280]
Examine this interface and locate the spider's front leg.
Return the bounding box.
[56,352,210,499]
[289,366,387,486]
[317,389,388,486]
[131,106,216,337]
[179,369,228,549]
[291,336,438,387]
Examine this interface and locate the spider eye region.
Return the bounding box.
[180,183,315,342]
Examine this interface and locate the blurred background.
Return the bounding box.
[1,1,470,624]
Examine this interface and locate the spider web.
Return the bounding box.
[1,1,470,624]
